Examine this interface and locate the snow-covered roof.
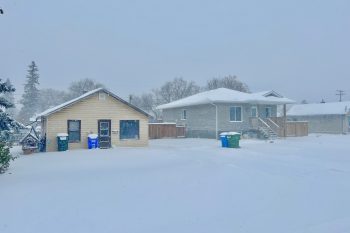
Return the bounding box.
[36,88,149,118]
[20,127,39,143]
[287,101,350,116]
[157,88,295,110]
[253,90,284,98]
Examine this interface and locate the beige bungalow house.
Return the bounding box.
[36,88,149,152]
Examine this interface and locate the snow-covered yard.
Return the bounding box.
[1,134,350,233]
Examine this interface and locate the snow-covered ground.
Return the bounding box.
[1,134,350,233]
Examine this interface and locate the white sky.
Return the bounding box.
[1,0,350,104]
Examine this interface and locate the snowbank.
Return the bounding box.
[2,134,350,233]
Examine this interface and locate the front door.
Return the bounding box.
[98,120,111,149]
[265,107,271,118]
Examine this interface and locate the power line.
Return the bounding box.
[336,90,345,102]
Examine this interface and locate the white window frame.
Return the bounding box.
[251,106,258,117]
[229,106,243,122]
[181,109,187,120]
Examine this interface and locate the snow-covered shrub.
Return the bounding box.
[0,141,12,173]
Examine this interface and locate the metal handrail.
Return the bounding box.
[258,117,272,129]
[267,118,280,128]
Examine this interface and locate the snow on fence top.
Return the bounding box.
[287,101,350,116]
[157,88,295,110]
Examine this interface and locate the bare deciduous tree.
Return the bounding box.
[206,75,250,93]
[38,88,68,112]
[130,93,160,120]
[66,78,104,100]
[153,77,200,104]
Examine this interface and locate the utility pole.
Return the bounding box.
[336,90,345,102]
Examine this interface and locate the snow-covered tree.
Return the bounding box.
[2,79,17,117]
[0,79,22,173]
[205,75,250,93]
[18,61,40,124]
[38,88,68,113]
[130,93,160,120]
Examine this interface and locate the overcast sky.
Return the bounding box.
[1,0,350,103]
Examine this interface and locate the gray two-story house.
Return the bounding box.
[157,88,295,139]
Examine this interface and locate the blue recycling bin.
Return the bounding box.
[88,134,99,149]
[220,133,229,148]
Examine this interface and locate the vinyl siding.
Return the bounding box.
[43,92,148,152]
[162,103,278,138]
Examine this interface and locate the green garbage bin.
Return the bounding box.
[57,133,69,151]
[226,132,241,148]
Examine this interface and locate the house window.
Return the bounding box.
[265,107,272,118]
[120,120,140,140]
[67,120,81,142]
[181,109,187,120]
[251,106,257,117]
[230,106,242,122]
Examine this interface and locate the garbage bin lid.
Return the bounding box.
[57,133,69,137]
[88,134,98,139]
[219,132,229,136]
[226,132,241,136]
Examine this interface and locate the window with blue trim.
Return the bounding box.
[120,120,140,140]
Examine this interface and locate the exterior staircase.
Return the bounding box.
[258,118,279,140]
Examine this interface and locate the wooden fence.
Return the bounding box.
[285,121,308,137]
[269,117,308,137]
[149,123,186,139]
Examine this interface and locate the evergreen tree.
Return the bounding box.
[18,61,40,124]
[2,79,17,117]
[0,78,22,173]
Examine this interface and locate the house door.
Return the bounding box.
[265,107,272,118]
[98,120,111,148]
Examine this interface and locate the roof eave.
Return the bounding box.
[36,88,150,118]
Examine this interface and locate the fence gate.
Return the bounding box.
[149,123,186,139]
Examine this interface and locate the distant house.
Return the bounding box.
[157,88,295,139]
[287,101,350,134]
[36,88,149,152]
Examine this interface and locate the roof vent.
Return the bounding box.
[99,92,106,100]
